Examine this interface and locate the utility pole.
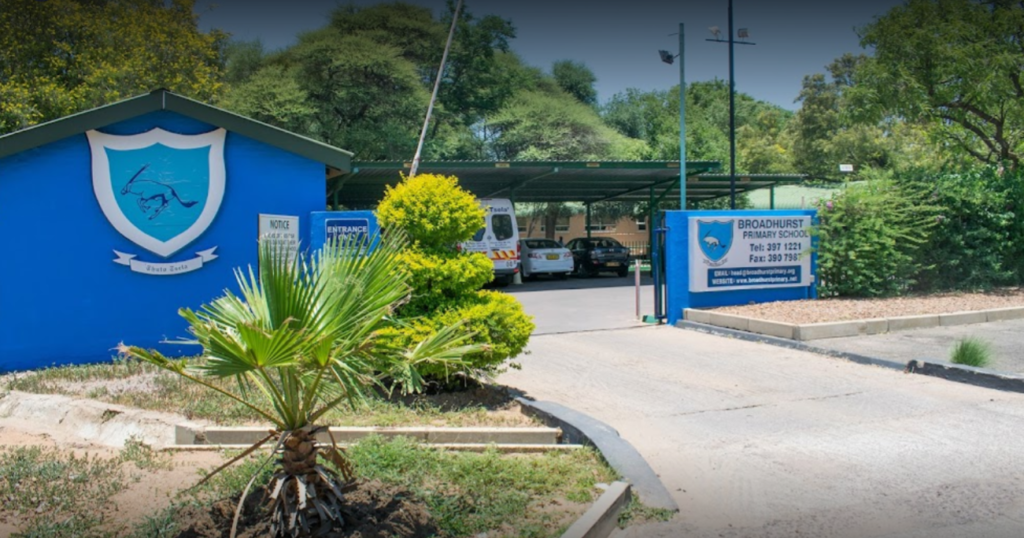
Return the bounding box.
[410,0,463,178]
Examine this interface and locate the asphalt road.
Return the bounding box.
[501,283,1024,538]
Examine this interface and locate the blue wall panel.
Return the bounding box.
[0,111,325,371]
[664,209,818,325]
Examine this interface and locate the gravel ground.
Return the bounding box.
[710,288,1024,324]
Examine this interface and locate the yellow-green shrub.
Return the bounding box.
[377,173,485,248]
[378,291,535,381]
[398,249,494,313]
[375,173,534,386]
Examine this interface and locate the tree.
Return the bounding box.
[853,0,1024,167]
[289,30,429,159]
[552,60,598,106]
[122,235,477,537]
[486,90,649,161]
[0,0,225,134]
[219,65,315,134]
[326,2,517,154]
[792,54,948,180]
[222,39,266,86]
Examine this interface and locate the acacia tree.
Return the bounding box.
[853,0,1024,167]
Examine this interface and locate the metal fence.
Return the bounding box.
[622,241,650,261]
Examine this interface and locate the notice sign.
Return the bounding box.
[325,218,369,245]
[258,214,299,261]
[689,216,812,292]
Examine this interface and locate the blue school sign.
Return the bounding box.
[0,90,352,372]
[664,209,818,325]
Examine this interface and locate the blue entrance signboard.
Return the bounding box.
[309,211,379,252]
[664,209,818,325]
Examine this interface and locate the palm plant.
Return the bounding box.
[121,232,479,537]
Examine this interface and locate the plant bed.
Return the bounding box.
[705,288,1024,325]
[0,433,616,538]
[2,360,538,428]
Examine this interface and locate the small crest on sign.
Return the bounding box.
[697,220,734,263]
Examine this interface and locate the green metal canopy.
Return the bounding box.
[333,160,807,207]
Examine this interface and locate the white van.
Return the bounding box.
[461,198,520,286]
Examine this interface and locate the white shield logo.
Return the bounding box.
[88,128,226,258]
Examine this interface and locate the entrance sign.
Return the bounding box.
[88,128,226,268]
[325,218,369,245]
[259,214,300,261]
[309,211,379,252]
[663,210,817,325]
[689,216,812,292]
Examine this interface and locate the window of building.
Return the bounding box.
[637,219,647,231]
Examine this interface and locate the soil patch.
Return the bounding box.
[710,288,1024,324]
[174,479,438,538]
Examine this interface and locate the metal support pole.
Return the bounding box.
[650,186,661,319]
[635,259,642,320]
[332,189,339,211]
[678,23,687,207]
[770,184,775,209]
[585,202,592,239]
[728,0,736,210]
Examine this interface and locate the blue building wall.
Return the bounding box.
[0,111,325,371]
[664,209,818,325]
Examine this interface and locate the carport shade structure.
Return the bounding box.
[329,160,806,207]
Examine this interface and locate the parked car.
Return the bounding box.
[565,237,631,277]
[519,238,573,279]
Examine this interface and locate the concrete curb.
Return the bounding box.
[907,360,1024,394]
[174,425,561,447]
[163,442,586,453]
[515,396,679,512]
[683,306,1024,341]
[677,321,1024,394]
[674,320,907,371]
[561,482,631,538]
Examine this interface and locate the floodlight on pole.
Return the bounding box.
[658,25,686,206]
[706,0,755,210]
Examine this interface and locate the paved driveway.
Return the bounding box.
[501,285,1024,538]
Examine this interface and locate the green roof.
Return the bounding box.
[336,161,806,206]
[0,89,353,172]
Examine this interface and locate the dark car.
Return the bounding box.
[565,237,631,277]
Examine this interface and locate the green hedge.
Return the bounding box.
[814,165,1024,297]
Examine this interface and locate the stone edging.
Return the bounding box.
[561,482,631,538]
[174,425,562,447]
[514,396,679,513]
[676,320,1024,395]
[684,306,1024,341]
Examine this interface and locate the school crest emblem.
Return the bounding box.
[88,128,225,274]
[697,219,734,263]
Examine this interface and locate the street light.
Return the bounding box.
[706,0,755,209]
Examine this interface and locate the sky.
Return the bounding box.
[194,0,905,111]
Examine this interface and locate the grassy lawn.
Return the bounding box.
[0,436,618,538]
[3,358,537,427]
